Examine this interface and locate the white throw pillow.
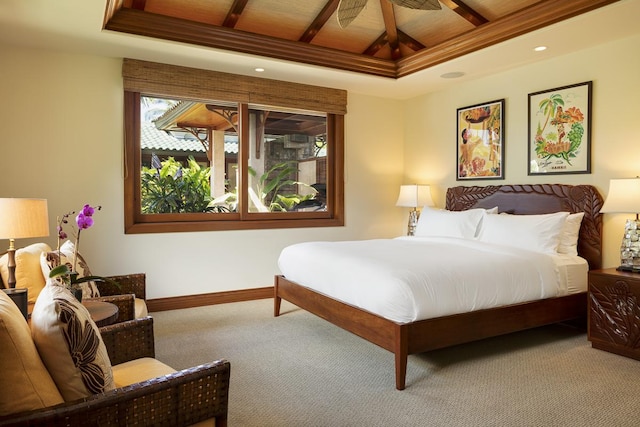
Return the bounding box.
[415,207,485,240]
[557,212,585,256]
[478,211,570,254]
[56,240,100,299]
[30,279,115,402]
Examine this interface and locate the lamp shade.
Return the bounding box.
[600,178,640,214]
[0,198,50,239]
[395,185,434,208]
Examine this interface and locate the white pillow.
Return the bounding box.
[475,207,499,236]
[557,212,585,256]
[58,240,101,299]
[415,207,485,239]
[478,211,570,254]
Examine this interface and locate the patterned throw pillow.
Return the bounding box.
[30,279,115,401]
[39,240,100,299]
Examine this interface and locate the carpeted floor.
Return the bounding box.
[153,299,640,426]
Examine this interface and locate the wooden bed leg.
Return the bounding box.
[274,296,282,317]
[395,324,408,390]
[274,276,282,317]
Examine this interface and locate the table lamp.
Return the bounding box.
[600,178,640,271]
[0,198,49,319]
[395,184,434,236]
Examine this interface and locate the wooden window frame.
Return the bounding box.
[123,92,345,234]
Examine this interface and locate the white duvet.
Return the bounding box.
[277,236,587,324]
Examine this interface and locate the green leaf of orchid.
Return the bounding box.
[49,264,70,278]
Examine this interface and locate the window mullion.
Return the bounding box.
[238,103,250,219]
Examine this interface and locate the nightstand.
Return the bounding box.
[588,268,640,360]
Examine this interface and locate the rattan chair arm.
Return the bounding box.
[0,360,231,427]
[100,316,155,365]
[87,293,135,323]
[99,273,146,300]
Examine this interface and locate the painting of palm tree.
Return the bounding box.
[528,81,592,175]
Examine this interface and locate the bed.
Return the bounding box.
[274,184,603,390]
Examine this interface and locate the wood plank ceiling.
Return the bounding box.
[104,0,619,79]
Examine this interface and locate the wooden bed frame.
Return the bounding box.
[274,184,603,390]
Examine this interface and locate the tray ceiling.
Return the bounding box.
[104,0,619,78]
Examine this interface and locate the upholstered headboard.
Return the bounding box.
[445,184,604,270]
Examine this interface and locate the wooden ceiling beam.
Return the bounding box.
[398,0,620,77]
[397,30,426,52]
[131,0,146,10]
[362,32,388,57]
[105,0,619,79]
[363,29,425,58]
[299,0,340,43]
[439,0,487,26]
[223,0,249,28]
[106,8,396,77]
[380,0,401,60]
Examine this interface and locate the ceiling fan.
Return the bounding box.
[337,0,442,28]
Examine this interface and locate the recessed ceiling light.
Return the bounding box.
[440,72,465,79]
[255,67,265,72]
[534,46,547,52]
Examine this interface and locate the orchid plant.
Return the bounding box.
[49,204,105,292]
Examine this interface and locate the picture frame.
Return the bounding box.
[456,99,505,180]
[528,81,592,175]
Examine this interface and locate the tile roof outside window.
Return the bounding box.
[140,122,238,154]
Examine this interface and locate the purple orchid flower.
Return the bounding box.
[81,204,95,217]
[76,212,94,230]
[57,225,68,240]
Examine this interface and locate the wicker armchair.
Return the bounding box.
[0,317,230,427]
[87,273,148,323]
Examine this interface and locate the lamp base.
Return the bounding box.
[407,209,419,236]
[619,218,640,270]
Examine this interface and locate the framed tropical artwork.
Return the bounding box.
[456,99,504,180]
[528,81,592,175]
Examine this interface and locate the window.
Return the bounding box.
[123,59,345,233]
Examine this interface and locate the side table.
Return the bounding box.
[588,268,640,360]
[83,300,119,327]
[2,288,28,320]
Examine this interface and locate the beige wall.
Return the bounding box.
[2,33,637,298]
[0,45,405,298]
[402,34,640,269]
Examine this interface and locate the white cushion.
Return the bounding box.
[30,279,115,401]
[415,207,485,239]
[557,212,585,256]
[478,212,570,254]
[0,243,51,303]
[0,289,63,415]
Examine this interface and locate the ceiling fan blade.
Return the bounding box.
[337,0,368,29]
[388,0,442,10]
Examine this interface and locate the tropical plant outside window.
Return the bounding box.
[124,92,344,233]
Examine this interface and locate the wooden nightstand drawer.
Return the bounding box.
[588,269,640,360]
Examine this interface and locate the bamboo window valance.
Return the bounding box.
[122,58,347,115]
